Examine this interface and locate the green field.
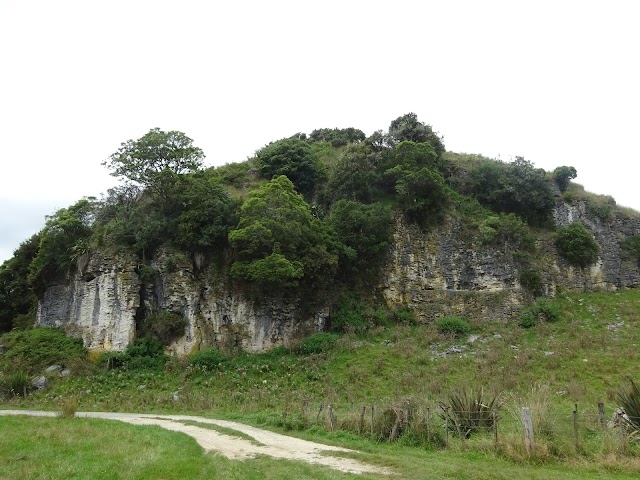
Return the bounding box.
[2,289,640,478]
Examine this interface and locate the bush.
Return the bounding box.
[555,223,599,268]
[298,332,339,355]
[436,316,471,336]
[519,269,544,297]
[189,347,226,371]
[98,337,168,371]
[329,296,388,333]
[439,387,499,438]
[0,327,86,374]
[141,310,186,344]
[618,379,640,431]
[519,298,561,328]
[393,306,417,325]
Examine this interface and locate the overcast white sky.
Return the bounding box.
[1,0,639,263]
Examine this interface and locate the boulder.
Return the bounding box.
[32,376,48,391]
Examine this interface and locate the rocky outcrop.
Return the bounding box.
[36,201,640,353]
[381,201,640,323]
[37,252,139,351]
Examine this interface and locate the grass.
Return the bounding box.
[1,415,639,480]
[2,289,640,475]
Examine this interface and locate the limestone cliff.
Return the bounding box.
[36,201,640,353]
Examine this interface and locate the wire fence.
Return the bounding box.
[290,399,639,453]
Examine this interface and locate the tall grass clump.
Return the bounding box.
[618,379,640,431]
[439,387,499,438]
[2,371,30,397]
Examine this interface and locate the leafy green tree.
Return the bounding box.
[553,166,577,192]
[327,200,392,276]
[28,198,99,295]
[102,128,205,198]
[388,113,445,158]
[0,235,40,332]
[463,157,555,226]
[393,166,450,225]
[171,173,237,252]
[309,127,365,147]
[321,143,383,205]
[256,137,324,195]
[229,176,340,288]
[555,223,599,268]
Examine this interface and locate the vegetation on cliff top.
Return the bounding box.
[0,114,636,334]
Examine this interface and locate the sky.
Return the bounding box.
[1,0,639,263]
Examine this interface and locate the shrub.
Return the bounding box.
[2,371,30,397]
[189,347,226,371]
[392,306,417,325]
[621,235,640,263]
[298,332,339,355]
[97,337,168,371]
[436,316,471,336]
[439,387,499,438]
[618,379,640,431]
[329,296,388,333]
[141,310,186,344]
[519,298,561,328]
[519,268,544,297]
[0,327,86,374]
[555,223,599,268]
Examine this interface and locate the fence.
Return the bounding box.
[287,399,638,454]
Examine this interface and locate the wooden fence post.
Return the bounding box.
[521,407,534,454]
[328,405,337,430]
[371,403,375,438]
[573,404,579,451]
[426,407,430,441]
[598,402,606,430]
[444,407,450,448]
[359,405,366,434]
[493,409,498,448]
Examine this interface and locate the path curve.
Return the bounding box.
[0,410,390,476]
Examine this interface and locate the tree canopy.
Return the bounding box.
[102,128,205,198]
[388,113,445,158]
[228,176,341,289]
[256,137,324,196]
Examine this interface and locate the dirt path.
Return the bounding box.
[0,410,390,476]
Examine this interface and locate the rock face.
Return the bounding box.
[37,252,139,351]
[36,201,640,353]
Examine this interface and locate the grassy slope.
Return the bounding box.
[2,289,640,477]
[1,415,638,480]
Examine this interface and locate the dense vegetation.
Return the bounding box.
[3,116,640,476]
[0,114,636,339]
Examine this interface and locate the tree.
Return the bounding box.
[309,127,366,147]
[28,198,99,295]
[388,113,445,158]
[0,235,40,332]
[321,143,383,205]
[228,176,340,288]
[463,157,555,226]
[103,128,205,198]
[327,200,392,276]
[555,223,599,268]
[256,137,324,196]
[553,166,578,192]
[172,173,237,252]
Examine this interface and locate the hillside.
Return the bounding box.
[3,114,640,473]
[1,113,640,351]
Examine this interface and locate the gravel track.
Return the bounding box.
[0,410,390,475]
